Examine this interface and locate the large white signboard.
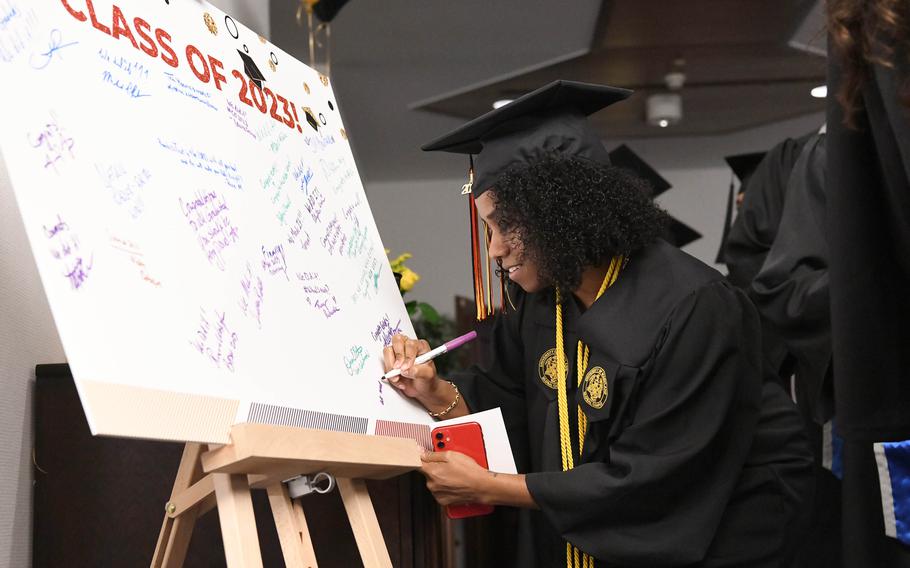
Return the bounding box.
[0,0,433,444]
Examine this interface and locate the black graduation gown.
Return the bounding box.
[827,40,910,567]
[751,132,832,425]
[722,135,811,383]
[451,241,813,567]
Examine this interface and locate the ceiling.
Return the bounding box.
[269,0,826,182]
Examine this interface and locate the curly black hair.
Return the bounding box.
[488,154,668,293]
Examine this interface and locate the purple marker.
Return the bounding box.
[381,331,477,381]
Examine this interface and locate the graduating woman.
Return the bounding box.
[385,81,813,567]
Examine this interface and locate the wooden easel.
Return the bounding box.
[150,422,422,568]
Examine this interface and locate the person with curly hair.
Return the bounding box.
[385,81,813,567]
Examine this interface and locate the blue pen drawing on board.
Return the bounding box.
[0,3,37,64]
[226,100,257,140]
[30,29,78,70]
[159,139,243,191]
[164,71,217,111]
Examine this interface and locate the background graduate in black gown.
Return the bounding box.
[827,0,910,565]
[381,80,813,567]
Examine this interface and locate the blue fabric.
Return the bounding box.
[881,440,910,545]
[830,425,844,480]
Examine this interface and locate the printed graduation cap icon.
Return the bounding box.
[609,144,702,248]
[237,49,266,89]
[716,151,767,262]
[422,80,632,196]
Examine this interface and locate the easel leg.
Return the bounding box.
[337,478,393,568]
[213,473,264,568]
[152,443,206,568]
[267,482,319,568]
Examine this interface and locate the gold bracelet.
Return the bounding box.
[428,381,460,418]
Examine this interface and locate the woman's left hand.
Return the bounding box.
[420,450,492,506]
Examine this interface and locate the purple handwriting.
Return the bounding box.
[180,189,239,270]
[44,214,91,290]
[30,28,77,70]
[344,344,369,376]
[226,100,256,139]
[378,380,384,406]
[261,243,288,280]
[159,139,243,190]
[28,112,75,173]
[320,214,347,256]
[239,262,264,328]
[295,271,341,319]
[96,163,151,220]
[287,209,311,250]
[190,308,238,372]
[371,314,403,347]
[109,235,161,287]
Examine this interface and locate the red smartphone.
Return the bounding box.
[431,421,495,519]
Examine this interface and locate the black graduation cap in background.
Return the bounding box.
[715,151,768,263]
[237,49,266,89]
[422,80,632,196]
[608,143,671,198]
[608,144,702,248]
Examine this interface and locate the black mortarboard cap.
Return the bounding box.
[237,50,266,89]
[716,151,768,263]
[666,218,702,248]
[724,152,766,187]
[422,80,632,196]
[608,144,671,198]
[608,144,702,247]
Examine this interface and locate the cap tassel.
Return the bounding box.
[468,193,486,321]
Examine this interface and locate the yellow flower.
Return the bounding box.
[387,250,413,273]
[398,266,420,292]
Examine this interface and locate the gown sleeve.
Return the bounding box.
[448,287,530,469]
[524,280,763,566]
[751,133,833,423]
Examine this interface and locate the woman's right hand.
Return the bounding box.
[383,334,457,413]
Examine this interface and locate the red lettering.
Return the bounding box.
[111,6,138,49]
[85,0,111,35]
[208,55,226,91]
[185,45,210,83]
[156,28,179,68]
[59,0,87,22]
[133,18,158,58]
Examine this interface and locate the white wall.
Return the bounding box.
[367,111,826,318]
[0,151,66,568]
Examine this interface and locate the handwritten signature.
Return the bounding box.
[30,29,77,70]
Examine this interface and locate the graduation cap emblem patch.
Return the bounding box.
[538,348,558,390]
[583,366,608,409]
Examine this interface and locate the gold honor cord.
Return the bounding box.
[554,255,624,568]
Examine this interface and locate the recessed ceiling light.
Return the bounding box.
[658,119,669,128]
[811,85,827,98]
[492,99,513,109]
